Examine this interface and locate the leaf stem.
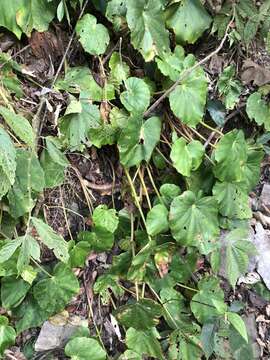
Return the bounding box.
[130,213,139,301]
[124,167,147,228]
[138,167,152,209]
[145,165,164,205]
[31,258,53,278]
[200,121,224,136]
[176,282,198,293]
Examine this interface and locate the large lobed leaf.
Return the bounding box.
[125,0,170,61]
[169,191,219,254]
[76,14,110,55]
[31,217,69,263]
[118,115,161,167]
[170,138,204,177]
[165,0,212,44]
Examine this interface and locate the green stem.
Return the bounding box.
[130,213,139,301]
[176,283,198,292]
[138,167,152,209]
[200,121,224,136]
[146,165,164,205]
[124,167,147,228]
[31,258,53,278]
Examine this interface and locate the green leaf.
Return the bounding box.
[213,181,252,219]
[0,316,16,355]
[227,312,248,343]
[69,241,92,268]
[57,0,65,22]
[170,138,204,177]
[165,0,212,44]
[0,127,16,199]
[93,274,124,305]
[126,327,164,359]
[169,54,208,127]
[156,45,185,82]
[201,322,216,359]
[127,242,153,282]
[8,150,45,218]
[118,115,161,167]
[159,183,181,207]
[88,122,119,148]
[120,77,150,114]
[0,238,22,264]
[109,52,130,86]
[246,92,270,131]
[105,0,127,31]
[242,147,264,191]
[146,204,169,236]
[40,136,69,187]
[76,14,110,55]
[225,228,256,288]
[214,130,248,182]
[14,295,50,333]
[169,191,219,254]
[118,350,141,360]
[217,66,243,110]
[1,276,31,309]
[17,235,40,274]
[40,150,66,188]
[243,16,260,44]
[16,0,56,36]
[33,263,79,313]
[59,101,100,151]
[93,205,119,233]
[191,276,226,323]
[46,137,69,167]
[0,106,35,149]
[114,299,163,330]
[31,217,69,263]
[78,229,114,252]
[55,67,115,101]
[0,0,24,38]
[207,100,226,127]
[159,287,186,329]
[125,0,170,61]
[65,337,106,360]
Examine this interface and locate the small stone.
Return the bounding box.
[35,315,87,352]
[259,184,270,208]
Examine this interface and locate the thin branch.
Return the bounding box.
[143,18,234,118]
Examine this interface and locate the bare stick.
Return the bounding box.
[143,18,234,118]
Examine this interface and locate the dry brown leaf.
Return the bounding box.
[241,60,270,86]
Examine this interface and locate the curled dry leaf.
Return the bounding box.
[241,60,270,86]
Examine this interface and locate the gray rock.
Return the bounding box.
[250,223,270,290]
[259,184,270,208]
[35,315,87,352]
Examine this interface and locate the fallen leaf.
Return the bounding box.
[241,60,270,86]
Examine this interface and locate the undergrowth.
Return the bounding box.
[0,0,270,359]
